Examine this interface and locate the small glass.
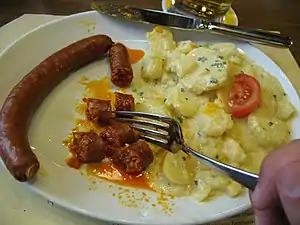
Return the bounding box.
[170,0,234,22]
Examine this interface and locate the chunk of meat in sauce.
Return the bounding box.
[71,132,107,162]
[115,92,135,111]
[100,123,140,148]
[112,140,154,174]
[84,98,112,124]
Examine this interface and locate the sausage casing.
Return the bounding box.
[114,92,135,111]
[0,35,113,182]
[83,98,112,125]
[112,140,154,174]
[100,123,140,148]
[109,43,133,88]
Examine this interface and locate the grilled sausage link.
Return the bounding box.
[0,35,113,182]
[109,43,133,88]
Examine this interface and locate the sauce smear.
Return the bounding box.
[85,77,114,101]
[127,48,145,64]
[66,156,82,169]
[87,161,152,190]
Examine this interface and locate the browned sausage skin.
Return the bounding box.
[71,132,107,163]
[0,35,113,182]
[114,92,135,111]
[109,43,133,88]
[100,123,140,148]
[112,140,154,174]
[83,98,112,125]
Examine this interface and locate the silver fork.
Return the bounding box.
[115,111,259,191]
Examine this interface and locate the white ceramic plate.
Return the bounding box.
[0,11,300,225]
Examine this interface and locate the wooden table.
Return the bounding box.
[1,0,300,65]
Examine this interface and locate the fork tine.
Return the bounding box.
[115,111,170,122]
[115,117,169,131]
[140,134,170,149]
[131,124,169,139]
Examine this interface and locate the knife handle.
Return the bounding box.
[205,22,293,48]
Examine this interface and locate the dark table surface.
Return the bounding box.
[0,0,300,65]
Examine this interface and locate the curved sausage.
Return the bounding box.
[109,43,133,88]
[114,92,135,111]
[0,35,113,182]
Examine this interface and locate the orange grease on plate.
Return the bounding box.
[87,161,152,191]
[127,48,145,64]
[85,77,114,101]
[66,156,82,169]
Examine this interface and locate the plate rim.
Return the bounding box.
[0,10,299,225]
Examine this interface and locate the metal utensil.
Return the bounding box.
[92,2,293,48]
[114,111,259,191]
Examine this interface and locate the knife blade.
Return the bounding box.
[91,2,200,29]
[91,2,293,48]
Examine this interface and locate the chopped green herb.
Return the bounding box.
[211,62,224,69]
[141,66,144,71]
[217,55,224,60]
[197,56,208,62]
[269,121,274,126]
[175,116,183,124]
[139,92,144,96]
[185,97,189,100]
[240,70,244,74]
[164,98,167,103]
[205,68,210,72]
[283,92,287,96]
[182,157,186,161]
[181,88,185,92]
[210,77,219,84]
[273,94,277,100]
[197,131,202,136]
[132,87,137,92]
[194,180,198,185]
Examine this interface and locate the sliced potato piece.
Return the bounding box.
[247,115,289,148]
[162,151,192,185]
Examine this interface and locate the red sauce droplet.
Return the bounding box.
[127,48,145,64]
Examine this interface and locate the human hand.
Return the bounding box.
[250,140,300,225]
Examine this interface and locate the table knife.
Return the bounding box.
[91,2,292,48]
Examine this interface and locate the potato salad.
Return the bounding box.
[125,27,295,201]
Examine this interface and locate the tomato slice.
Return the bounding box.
[229,74,261,118]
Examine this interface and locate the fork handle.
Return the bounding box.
[182,144,258,191]
[204,22,293,48]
